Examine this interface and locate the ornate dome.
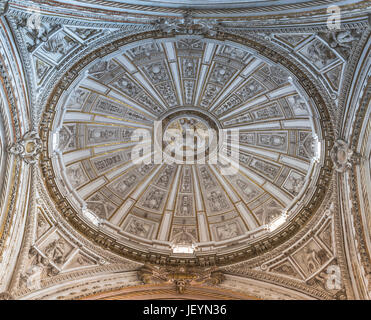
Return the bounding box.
[0,0,370,302]
[43,35,325,263]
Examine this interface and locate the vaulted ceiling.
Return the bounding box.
[0,0,370,300]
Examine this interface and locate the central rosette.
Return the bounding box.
[159,110,221,164]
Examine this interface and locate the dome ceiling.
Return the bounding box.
[45,35,324,261]
[1,0,370,301]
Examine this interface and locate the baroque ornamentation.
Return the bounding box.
[1,0,369,301]
[15,16,61,53]
[19,246,59,291]
[8,131,42,164]
[0,0,369,302]
[329,30,361,49]
[330,139,361,172]
[37,30,334,266]
[319,29,363,59]
[138,264,224,294]
[155,13,219,36]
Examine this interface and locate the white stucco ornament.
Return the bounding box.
[8,131,42,164]
[155,13,219,36]
[330,139,356,172]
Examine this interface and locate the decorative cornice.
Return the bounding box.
[222,267,333,300]
[13,0,370,20]
[138,263,224,294]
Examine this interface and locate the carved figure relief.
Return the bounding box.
[287,95,309,116]
[215,222,241,240]
[66,89,89,110]
[41,32,78,63]
[125,218,152,238]
[182,58,198,78]
[176,195,194,217]
[234,178,261,202]
[283,171,306,196]
[109,173,138,196]
[66,162,89,189]
[20,249,49,291]
[69,27,101,41]
[199,166,216,189]
[16,17,61,52]
[292,240,330,277]
[300,39,337,70]
[142,187,166,211]
[88,60,119,80]
[155,15,219,36]
[155,165,176,188]
[8,131,42,164]
[207,191,229,213]
[329,30,361,49]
